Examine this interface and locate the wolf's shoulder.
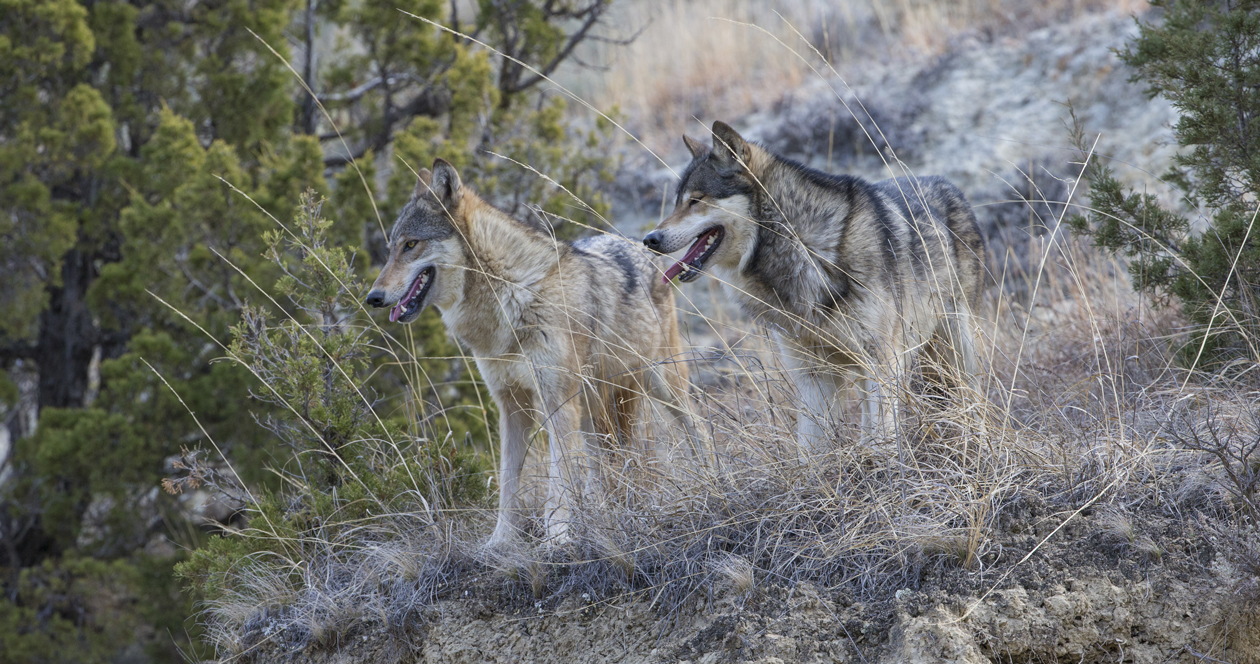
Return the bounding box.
[773,155,867,193]
[573,233,657,267]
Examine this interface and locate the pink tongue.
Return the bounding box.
[389,272,428,322]
[663,261,687,283]
[662,233,713,284]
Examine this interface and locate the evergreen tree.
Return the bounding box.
[1071,0,1260,369]
[0,0,621,659]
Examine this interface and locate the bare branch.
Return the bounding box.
[320,86,451,166]
[317,73,428,104]
[504,0,610,96]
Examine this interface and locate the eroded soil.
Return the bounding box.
[237,498,1260,664]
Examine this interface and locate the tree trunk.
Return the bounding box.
[34,248,98,411]
[300,0,319,134]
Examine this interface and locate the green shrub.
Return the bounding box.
[1070,0,1260,370]
[1,0,619,658]
[174,193,490,605]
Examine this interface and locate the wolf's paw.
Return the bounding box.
[541,522,574,549]
[483,521,522,553]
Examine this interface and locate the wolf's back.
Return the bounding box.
[872,175,986,306]
[572,233,676,309]
[570,232,687,381]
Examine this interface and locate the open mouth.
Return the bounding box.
[663,227,724,284]
[389,266,435,323]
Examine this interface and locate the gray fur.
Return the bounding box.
[646,121,987,451]
[577,234,645,304]
[388,191,456,246]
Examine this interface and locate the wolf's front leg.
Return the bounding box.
[487,388,533,549]
[857,370,885,444]
[541,395,587,544]
[794,369,841,456]
[775,336,841,456]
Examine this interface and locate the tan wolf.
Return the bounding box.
[366,160,698,546]
[643,122,986,452]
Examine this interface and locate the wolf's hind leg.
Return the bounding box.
[645,365,707,468]
[539,386,588,545]
[578,393,607,504]
[937,307,980,391]
[937,307,986,438]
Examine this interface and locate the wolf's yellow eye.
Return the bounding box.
[404,240,418,251]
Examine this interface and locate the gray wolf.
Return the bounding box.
[366,159,698,546]
[642,122,985,451]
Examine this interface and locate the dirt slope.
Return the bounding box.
[231,9,1260,664]
[242,502,1258,663]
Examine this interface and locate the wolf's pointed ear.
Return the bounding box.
[413,168,433,199]
[683,134,707,159]
[710,121,750,173]
[430,159,462,210]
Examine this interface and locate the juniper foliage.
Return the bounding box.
[1070,0,1260,368]
[0,0,620,659]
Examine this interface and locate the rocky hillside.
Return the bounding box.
[614,9,1178,262]
[230,9,1260,664]
[242,495,1259,664]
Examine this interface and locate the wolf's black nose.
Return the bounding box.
[365,290,386,308]
[643,231,663,252]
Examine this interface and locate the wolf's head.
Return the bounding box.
[643,121,760,284]
[364,159,467,324]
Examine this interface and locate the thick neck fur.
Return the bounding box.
[439,190,560,355]
[730,145,866,321]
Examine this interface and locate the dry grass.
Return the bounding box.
[185,3,1260,659]
[198,201,1260,656]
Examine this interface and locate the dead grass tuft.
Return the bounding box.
[187,3,1260,658]
[196,194,1260,654]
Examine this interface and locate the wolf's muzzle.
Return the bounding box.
[642,231,665,253]
[365,290,386,308]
